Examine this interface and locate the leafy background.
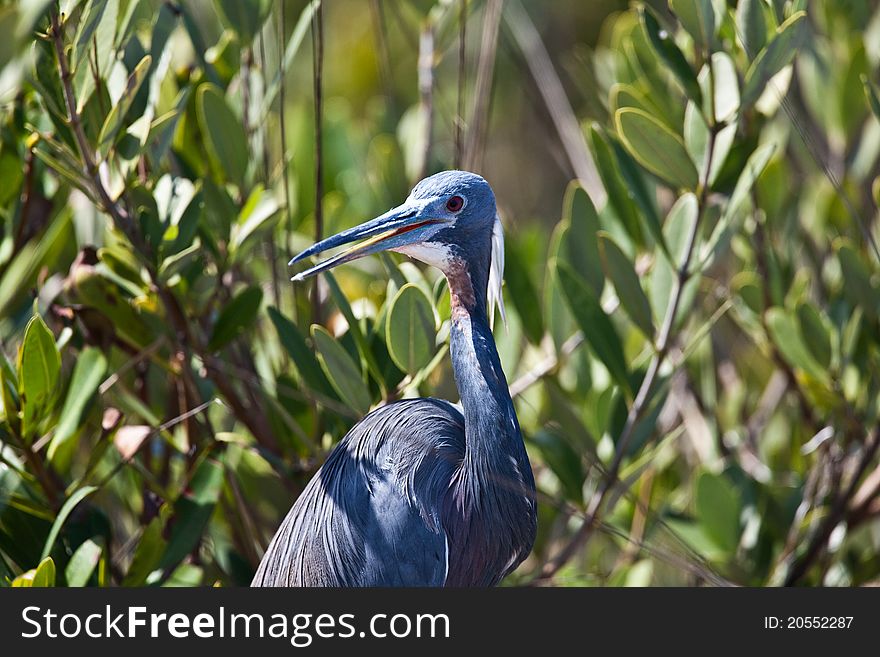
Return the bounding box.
[1,0,880,587]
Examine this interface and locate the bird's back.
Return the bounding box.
[252,398,465,587]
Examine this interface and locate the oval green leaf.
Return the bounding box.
[268,306,337,399]
[65,539,102,587]
[312,325,372,414]
[765,308,829,383]
[796,303,832,370]
[695,471,741,553]
[640,6,702,105]
[615,108,699,190]
[18,314,61,438]
[196,83,248,187]
[598,233,654,339]
[742,12,808,108]
[386,283,437,374]
[557,261,631,395]
[562,182,604,297]
[207,286,263,352]
[670,0,717,51]
[48,347,108,466]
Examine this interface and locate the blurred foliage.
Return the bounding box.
[1,0,880,588]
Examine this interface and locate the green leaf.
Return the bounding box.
[504,240,544,344]
[268,307,337,398]
[123,517,166,586]
[557,262,631,395]
[326,274,383,378]
[260,0,318,118]
[213,0,271,46]
[312,326,372,414]
[531,430,584,503]
[589,126,643,243]
[196,83,248,187]
[608,132,668,257]
[231,186,281,254]
[695,471,741,553]
[385,284,437,374]
[615,108,699,190]
[670,0,716,51]
[41,486,98,560]
[47,347,107,466]
[741,12,808,108]
[705,52,740,125]
[207,286,263,352]
[863,75,880,122]
[796,304,832,370]
[836,242,880,319]
[700,142,776,266]
[640,6,702,105]
[598,233,654,339]
[651,194,698,322]
[562,182,604,297]
[97,55,152,157]
[18,314,61,439]
[160,458,225,570]
[765,308,829,383]
[736,0,767,59]
[65,539,102,587]
[24,557,57,587]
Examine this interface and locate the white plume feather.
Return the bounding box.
[487,213,508,331]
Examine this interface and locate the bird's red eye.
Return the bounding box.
[446,195,464,212]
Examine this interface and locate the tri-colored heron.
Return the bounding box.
[252,171,536,586]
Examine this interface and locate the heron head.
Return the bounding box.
[290,170,506,323]
[289,170,499,280]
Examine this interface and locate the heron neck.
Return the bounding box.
[448,287,522,461]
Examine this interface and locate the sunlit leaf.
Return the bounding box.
[65,538,102,587]
[736,0,767,59]
[312,326,372,414]
[557,262,631,395]
[48,347,107,466]
[598,233,654,338]
[741,12,808,108]
[765,308,830,383]
[385,284,437,374]
[18,314,61,439]
[670,0,717,51]
[268,307,337,398]
[615,108,699,190]
[97,55,151,157]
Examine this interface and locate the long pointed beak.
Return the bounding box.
[289,202,448,281]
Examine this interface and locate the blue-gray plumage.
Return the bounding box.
[252,171,536,587]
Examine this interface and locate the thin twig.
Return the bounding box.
[784,426,880,585]
[464,0,503,171]
[369,0,395,106]
[258,30,281,309]
[454,0,467,168]
[311,0,324,324]
[538,103,722,582]
[50,9,281,453]
[417,26,435,181]
[503,0,605,207]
